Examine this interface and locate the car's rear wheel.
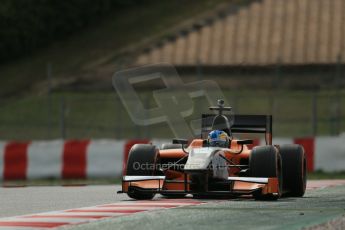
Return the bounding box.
[280,144,306,197]
[249,145,282,200]
[126,144,158,200]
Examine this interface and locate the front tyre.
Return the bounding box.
[250,145,282,200]
[126,144,158,200]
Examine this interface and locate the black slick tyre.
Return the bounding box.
[249,145,282,200]
[126,144,158,200]
[280,144,306,197]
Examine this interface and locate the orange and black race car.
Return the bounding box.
[119,99,306,200]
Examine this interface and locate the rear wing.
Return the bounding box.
[201,114,272,145]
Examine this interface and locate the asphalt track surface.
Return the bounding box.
[0,180,344,229]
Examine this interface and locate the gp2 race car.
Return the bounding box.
[118,99,307,200]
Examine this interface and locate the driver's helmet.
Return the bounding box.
[208,130,229,148]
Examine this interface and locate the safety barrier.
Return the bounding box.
[0,136,344,180]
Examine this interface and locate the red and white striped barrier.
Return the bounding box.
[0,136,344,180]
[0,140,125,180]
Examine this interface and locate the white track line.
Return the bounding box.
[1,181,345,229]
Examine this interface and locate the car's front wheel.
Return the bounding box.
[126,144,158,200]
[249,145,282,200]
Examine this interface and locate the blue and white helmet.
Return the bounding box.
[208,130,229,148]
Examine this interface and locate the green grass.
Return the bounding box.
[0,89,344,140]
[0,0,342,140]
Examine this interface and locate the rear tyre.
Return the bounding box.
[126,144,158,200]
[250,146,282,200]
[280,144,306,197]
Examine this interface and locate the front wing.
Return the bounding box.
[119,175,279,197]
